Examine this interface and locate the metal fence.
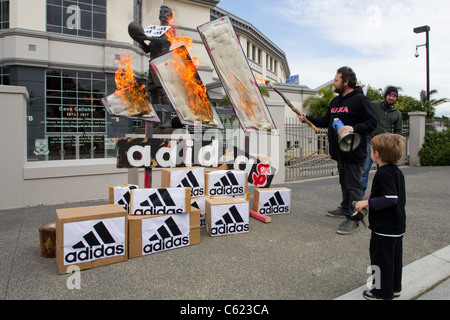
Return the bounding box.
[285,118,337,181]
[285,117,411,181]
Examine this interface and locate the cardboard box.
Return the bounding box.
[109,184,139,213]
[205,169,247,196]
[129,187,191,215]
[161,167,205,198]
[205,197,249,237]
[128,208,201,258]
[56,204,128,274]
[191,196,207,228]
[192,193,250,228]
[253,188,291,215]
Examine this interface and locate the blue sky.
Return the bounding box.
[217,0,450,117]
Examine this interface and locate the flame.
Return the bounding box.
[165,11,193,51]
[254,75,269,83]
[164,13,215,124]
[114,53,152,117]
[233,75,258,121]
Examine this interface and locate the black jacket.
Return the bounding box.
[306,86,377,164]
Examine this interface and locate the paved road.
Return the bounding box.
[1,166,448,305]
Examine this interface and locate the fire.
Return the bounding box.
[114,53,153,117]
[169,46,215,123]
[233,76,257,121]
[165,14,215,124]
[165,11,193,52]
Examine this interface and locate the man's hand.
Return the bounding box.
[297,113,307,122]
[339,125,354,134]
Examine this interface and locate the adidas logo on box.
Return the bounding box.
[130,187,190,215]
[206,197,249,237]
[109,184,138,213]
[205,170,247,196]
[128,208,201,258]
[253,188,291,215]
[162,167,205,198]
[56,204,127,274]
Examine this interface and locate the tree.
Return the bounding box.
[302,85,335,117]
[419,89,450,119]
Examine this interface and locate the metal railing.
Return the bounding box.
[285,117,411,181]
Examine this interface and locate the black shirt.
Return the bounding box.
[368,164,406,235]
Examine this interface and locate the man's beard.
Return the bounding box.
[334,85,344,95]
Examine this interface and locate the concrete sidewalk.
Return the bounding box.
[0,166,449,300]
[336,245,450,300]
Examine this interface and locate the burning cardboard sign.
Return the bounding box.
[150,45,223,128]
[198,16,277,134]
[101,53,160,122]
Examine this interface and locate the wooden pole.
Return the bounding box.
[144,121,153,188]
[265,80,320,133]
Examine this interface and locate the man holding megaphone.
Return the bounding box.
[298,66,377,235]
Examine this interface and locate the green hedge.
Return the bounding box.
[419,130,450,166]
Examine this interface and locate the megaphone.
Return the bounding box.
[332,118,361,152]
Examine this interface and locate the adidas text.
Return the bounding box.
[134,207,184,215]
[211,223,249,235]
[259,206,289,214]
[65,244,124,264]
[143,236,189,253]
[191,188,204,197]
[209,186,243,196]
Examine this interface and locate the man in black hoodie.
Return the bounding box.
[299,67,377,234]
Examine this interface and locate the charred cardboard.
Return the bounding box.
[161,167,205,198]
[205,197,249,237]
[129,187,191,215]
[55,204,127,274]
[128,208,201,259]
[253,188,291,215]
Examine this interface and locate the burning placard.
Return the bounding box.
[101,53,160,122]
[198,16,277,134]
[150,45,223,128]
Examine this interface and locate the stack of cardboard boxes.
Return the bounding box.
[55,167,290,274]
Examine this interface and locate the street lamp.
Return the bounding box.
[414,25,430,102]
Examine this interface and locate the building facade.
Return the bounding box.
[0,0,316,209]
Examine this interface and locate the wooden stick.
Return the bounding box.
[250,209,272,223]
[265,80,320,133]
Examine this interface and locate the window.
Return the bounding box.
[44,69,110,160]
[0,0,9,29]
[0,67,9,85]
[46,0,106,39]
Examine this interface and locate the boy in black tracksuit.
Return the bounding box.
[301,67,377,234]
[355,133,406,300]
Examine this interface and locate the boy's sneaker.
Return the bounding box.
[394,291,401,298]
[336,219,359,235]
[363,290,385,300]
[327,207,347,218]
